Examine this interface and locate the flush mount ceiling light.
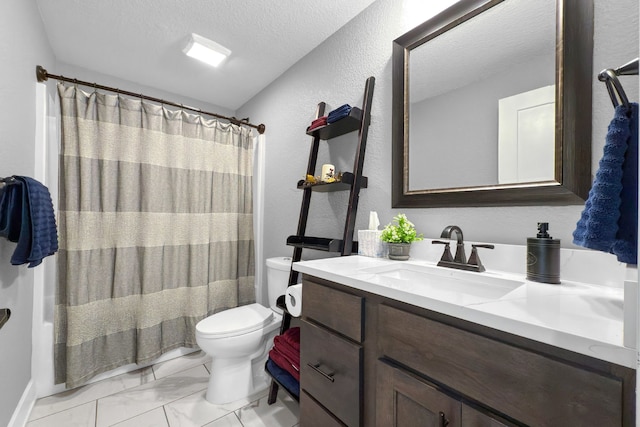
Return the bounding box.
[183,33,231,67]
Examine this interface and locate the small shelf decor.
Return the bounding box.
[381,214,423,260]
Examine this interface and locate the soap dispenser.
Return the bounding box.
[526,222,560,284]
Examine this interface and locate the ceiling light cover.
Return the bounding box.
[183,33,231,67]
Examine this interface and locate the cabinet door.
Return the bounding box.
[376,360,461,427]
[461,404,512,427]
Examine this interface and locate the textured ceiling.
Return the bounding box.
[36,0,378,110]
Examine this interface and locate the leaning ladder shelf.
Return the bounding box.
[266,76,375,405]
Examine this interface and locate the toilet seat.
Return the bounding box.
[196,303,274,338]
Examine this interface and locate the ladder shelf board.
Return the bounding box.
[306,107,363,140]
[286,235,358,253]
[297,172,368,192]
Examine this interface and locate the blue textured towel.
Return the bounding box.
[0,176,58,267]
[573,103,638,264]
[265,359,299,398]
[327,104,352,124]
[0,181,23,242]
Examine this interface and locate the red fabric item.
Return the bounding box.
[308,116,328,131]
[269,347,300,381]
[280,327,300,350]
[273,336,299,366]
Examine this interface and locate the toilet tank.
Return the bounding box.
[265,257,292,309]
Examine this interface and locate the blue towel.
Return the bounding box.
[573,103,638,264]
[0,176,58,267]
[265,359,299,398]
[0,181,24,242]
[327,104,352,124]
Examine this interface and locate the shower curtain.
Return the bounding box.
[54,83,255,388]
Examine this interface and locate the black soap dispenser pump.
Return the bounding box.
[526,222,561,284]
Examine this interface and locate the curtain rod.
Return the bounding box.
[36,65,265,134]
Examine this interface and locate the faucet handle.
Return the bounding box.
[468,244,495,272]
[432,240,454,262]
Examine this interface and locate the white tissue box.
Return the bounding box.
[358,230,387,258]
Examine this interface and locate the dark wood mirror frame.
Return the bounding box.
[392,0,593,208]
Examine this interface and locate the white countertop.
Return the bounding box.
[293,255,636,369]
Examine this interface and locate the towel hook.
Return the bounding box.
[598,58,639,110]
[598,69,630,109]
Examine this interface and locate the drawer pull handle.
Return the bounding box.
[307,363,335,382]
[439,411,449,427]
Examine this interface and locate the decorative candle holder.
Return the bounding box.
[321,164,335,182]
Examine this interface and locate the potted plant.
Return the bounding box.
[380,214,423,260]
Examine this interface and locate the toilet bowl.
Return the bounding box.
[195,256,291,404]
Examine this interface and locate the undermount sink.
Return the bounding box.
[357,263,525,303]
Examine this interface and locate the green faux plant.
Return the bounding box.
[380,214,424,244]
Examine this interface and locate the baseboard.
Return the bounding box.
[7,379,36,427]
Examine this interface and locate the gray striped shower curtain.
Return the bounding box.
[54,84,255,388]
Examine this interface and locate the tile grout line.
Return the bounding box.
[233,410,244,427]
[162,405,169,427]
[94,398,98,427]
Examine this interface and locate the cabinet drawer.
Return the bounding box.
[301,319,362,427]
[300,391,346,427]
[303,280,363,342]
[378,304,624,427]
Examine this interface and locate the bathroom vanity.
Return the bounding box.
[294,256,635,426]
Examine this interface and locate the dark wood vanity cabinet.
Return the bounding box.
[299,276,635,427]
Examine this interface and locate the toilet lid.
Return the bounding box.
[196,303,274,337]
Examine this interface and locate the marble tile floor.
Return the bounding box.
[27,351,299,427]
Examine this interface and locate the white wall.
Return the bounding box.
[237,0,639,262]
[0,0,55,425]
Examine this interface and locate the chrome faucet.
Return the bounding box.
[432,225,494,272]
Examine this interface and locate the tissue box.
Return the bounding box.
[358,230,387,258]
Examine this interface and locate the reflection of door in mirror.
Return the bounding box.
[498,85,555,184]
[407,0,556,192]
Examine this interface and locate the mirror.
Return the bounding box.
[392,0,594,207]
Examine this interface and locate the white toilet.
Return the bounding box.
[195,256,291,404]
